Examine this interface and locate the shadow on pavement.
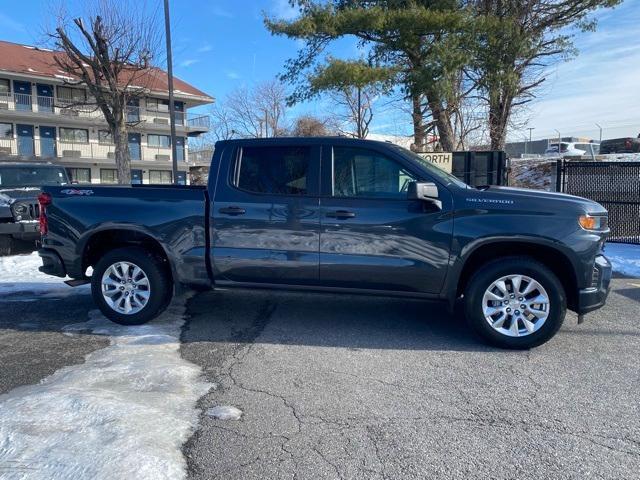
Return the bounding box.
[183,288,495,353]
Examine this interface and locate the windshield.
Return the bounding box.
[389,145,469,189]
[0,167,69,188]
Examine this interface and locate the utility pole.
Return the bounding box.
[595,123,602,143]
[527,127,534,156]
[164,0,179,185]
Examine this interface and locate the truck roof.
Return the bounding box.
[215,136,405,149]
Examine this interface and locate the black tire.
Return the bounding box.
[0,235,14,256]
[91,247,172,325]
[464,256,566,349]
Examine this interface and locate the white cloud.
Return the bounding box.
[225,70,241,80]
[180,59,199,68]
[211,6,234,18]
[197,44,213,53]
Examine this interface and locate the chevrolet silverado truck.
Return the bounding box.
[37,138,612,349]
[0,163,70,255]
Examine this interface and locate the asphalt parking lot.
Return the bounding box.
[1,278,639,479]
[181,278,640,480]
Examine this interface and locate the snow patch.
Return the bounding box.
[207,405,243,421]
[0,296,212,479]
[605,243,640,278]
[0,252,84,298]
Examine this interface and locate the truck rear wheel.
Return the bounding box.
[91,247,172,325]
[464,257,566,349]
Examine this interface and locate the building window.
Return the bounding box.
[98,130,113,144]
[146,98,169,112]
[100,169,117,184]
[0,79,9,96]
[57,86,87,103]
[59,128,89,144]
[0,123,13,139]
[148,134,171,148]
[67,168,91,183]
[236,146,310,195]
[149,170,172,184]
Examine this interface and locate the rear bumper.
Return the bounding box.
[38,248,67,278]
[0,221,39,240]
[576,255,612,315]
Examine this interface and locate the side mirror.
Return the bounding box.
[408,181,442,209]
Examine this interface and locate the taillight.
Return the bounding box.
[38,192,52,235]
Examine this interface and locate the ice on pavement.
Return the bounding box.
[0,297,212,480]
[207,405,243,421]
[605,243,640,278]
[0,252,87,298]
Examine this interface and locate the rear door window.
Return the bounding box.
[235,146,311,196]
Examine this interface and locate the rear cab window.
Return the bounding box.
[233,145,312,196]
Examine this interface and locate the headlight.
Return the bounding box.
[579,214,608,231]
[13,204,28,215]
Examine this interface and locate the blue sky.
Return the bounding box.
[0,0,638,142]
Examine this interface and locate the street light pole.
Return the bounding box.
[163,0,179,185]
[527,127,534,156]
[595,123,602,143]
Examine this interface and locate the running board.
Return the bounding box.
[65,278,91,287]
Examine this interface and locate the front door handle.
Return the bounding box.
[326,210,356,219]
[219,206,246,216]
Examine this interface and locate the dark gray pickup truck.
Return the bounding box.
[38,137,612,349]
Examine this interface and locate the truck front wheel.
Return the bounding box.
[464,257,566,349]
[91,247,172,325]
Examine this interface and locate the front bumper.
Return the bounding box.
[0,221,39,240]
[38,248,67,278]
[576,254,612,315]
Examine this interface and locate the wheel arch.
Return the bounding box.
[79,227,175,284]
[451,238,579,311]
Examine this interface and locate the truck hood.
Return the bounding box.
[0,187,41,203]
[469,186,607,214]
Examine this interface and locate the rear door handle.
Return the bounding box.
[219,206,246,216]
[326,210,356,219]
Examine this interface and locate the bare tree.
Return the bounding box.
[224,80,290,138]
[291,115,333,137]
[48,0,160,184]
[328,85,377,139]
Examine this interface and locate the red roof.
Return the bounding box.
[0,40,213,102]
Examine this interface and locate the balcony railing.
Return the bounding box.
[0,137,186,163]
[0,92,209,131]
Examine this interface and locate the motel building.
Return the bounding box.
[0,40,213,185]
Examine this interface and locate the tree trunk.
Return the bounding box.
[428,98,456,152]
[112,111,132,184]
[411,93,426,152]
[488,94,511,151]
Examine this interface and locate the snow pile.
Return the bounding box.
[509,158,554,190]
[0,297,212,479]
[605,243,640,278]
[0,252,84,298]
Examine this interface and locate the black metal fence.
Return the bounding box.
[557,160,640,244]
[452,151,508,187]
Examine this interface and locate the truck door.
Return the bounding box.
[211,142,321,285]
[319,144,453,294]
